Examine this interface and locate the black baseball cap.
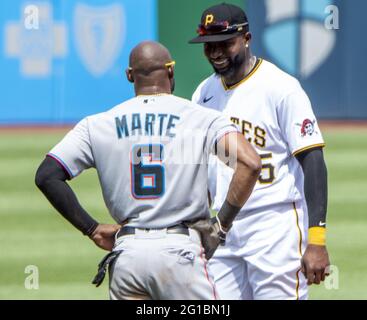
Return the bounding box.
[189,3,249,44]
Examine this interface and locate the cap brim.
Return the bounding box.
[188,32,240,44]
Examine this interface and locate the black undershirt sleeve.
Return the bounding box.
[35,156,99,236]
[296,147,328,228]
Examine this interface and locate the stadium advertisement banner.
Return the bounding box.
[247,0,367,119]
[1,0,366,124]
[0,0,157,124]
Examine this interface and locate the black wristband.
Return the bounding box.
[217,199,242,230]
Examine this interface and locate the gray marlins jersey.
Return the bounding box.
[49,94,237,228]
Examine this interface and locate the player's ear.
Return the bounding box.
[126,68,134,83]
[167,65,174,79]
[244,32,252,47]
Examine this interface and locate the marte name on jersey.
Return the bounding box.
[115,113,181,139]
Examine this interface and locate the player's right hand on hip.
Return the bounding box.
[89,224,121,251]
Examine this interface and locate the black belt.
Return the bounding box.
[116,224,189,238]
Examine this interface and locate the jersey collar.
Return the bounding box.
[221,58,263,91]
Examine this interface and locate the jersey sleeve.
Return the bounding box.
[207,115,239,155]
[278,86,325,156]
[192,77,210,105]
[192,85,202,104]
[48,118,94,178]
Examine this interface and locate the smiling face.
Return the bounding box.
[204,35,247,78]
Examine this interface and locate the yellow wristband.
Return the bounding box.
[308,227,326,246]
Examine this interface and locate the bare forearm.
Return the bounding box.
[215,132,261,229]
[218,162,260,229]
[226,161,260,207]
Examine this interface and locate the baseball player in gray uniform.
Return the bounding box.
[35,41,261,300]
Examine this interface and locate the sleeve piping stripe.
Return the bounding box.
[292,143,325,156]
[47,153,75,178]
[214,128,239,146]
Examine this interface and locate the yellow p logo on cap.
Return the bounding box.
[205,14,214,26]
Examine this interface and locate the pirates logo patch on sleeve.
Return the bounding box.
[296,119,318,137]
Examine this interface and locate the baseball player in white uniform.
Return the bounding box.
[35,41,261,300]
[189,3,330,300]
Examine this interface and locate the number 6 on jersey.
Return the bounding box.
[130,144,165,199]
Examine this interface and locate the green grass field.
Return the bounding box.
[0,128,366,300]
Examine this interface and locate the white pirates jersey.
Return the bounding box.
[193,59,325,213]
[48,94,237,228]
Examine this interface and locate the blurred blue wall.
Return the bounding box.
[0,0,157,124]
[0,0,365,124]
[247,0,367,119]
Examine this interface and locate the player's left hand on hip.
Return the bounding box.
[89,223,121,251]
[301,244,330,285]
[185,217,225,260]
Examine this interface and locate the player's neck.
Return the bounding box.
[135,85,171,96]
[222,54,257,88]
